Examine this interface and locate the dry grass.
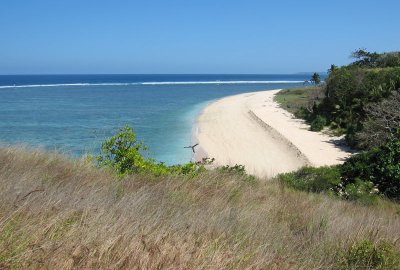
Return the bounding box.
[0,147,399,269]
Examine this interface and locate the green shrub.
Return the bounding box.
[293,107,308,119]
[310,115,327,131]
[338,240,400,269]
[217,164,256,182]
[167,162,204,177]
[218,164,247,175]
[278,165,383,204]
[97,125,149,175]
[291,51,400,147]
[340,132,400,201]
[339,179,379,204]
[97,125,203,177]
[313,66,400,146]
[278,166,341,193]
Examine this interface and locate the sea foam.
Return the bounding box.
[0,80,304,89]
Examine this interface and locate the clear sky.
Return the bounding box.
[0,0,399,74]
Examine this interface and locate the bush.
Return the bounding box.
[310,115,327,131]
[97,125,149,175]
[313,66,400,146]
[356,91,400,149]
[338,240,400,269]
[217,164,256,182]
[97,125,203,177]
[278,165,382,204]
[297,51,400,147]
[278,166,341,193]
[218,164,246,175]
[339,179,379,204]
[341,131,400,200]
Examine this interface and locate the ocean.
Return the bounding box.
[0,74,312,165]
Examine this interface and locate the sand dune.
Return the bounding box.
[194,89,352,179]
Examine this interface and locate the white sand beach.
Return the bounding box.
[194,89,352,179]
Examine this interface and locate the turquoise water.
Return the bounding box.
[0,74,312,164]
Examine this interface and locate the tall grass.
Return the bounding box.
[0,147,399,269]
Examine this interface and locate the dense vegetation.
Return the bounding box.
[349,49,400,68]
[277,50,400,146]
[276,49,400,204]
[309,50,400,148]
[278,131,400,203]
[316,66,400,147]
[341,131,400,201]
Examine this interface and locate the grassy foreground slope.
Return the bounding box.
[1,148,400,269]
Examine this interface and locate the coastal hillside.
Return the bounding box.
[277,50,400,149]
[1,147,400,269]
[273,50,400,204]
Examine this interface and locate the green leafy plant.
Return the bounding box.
[97,125,204,177]
[341,131,400,200]
[218,164,247,175]
[217,164,256,182]
[278,166,341,193]
[97,125,149,175]
[278,50,400,149]
[339,179,379,204]
[310,115,327,131]
[314,66,400,147]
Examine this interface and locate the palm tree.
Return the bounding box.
[310,72,321,85]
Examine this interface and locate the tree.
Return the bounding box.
[351,48,371,60]
[341,130,400,200]
[96,125,205,176]
[310,72,321,85]
[306,87,325,113]
[96,125,148,175]
[350,48,380,67]
[356,91,400,149]
[328,64,338,74]
[376,52,400,68]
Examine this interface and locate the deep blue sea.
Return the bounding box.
[0,74,313,164]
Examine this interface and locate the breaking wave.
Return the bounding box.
[0,80,304,89]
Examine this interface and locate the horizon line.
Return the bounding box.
[0,72,327,76]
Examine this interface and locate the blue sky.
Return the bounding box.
[0,0,399,74]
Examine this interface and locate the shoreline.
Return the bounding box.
[190,107,210,163]
[193,89,352,179]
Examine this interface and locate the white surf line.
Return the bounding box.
[0,81,304,89]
